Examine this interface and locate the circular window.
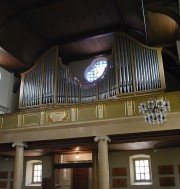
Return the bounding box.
[84,57,108,82]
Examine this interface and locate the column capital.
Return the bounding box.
[94,136,111,142]
[12,142,28,148]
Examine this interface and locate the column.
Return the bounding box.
[92,150,99,189]
[94,136,111,189]
[12,142,27,189]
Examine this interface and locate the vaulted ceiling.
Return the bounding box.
[0,0,179,81]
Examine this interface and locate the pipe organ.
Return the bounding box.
[19,33,165,109]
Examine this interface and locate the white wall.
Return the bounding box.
[22,156,53,189]
[1,148,180,189]
[109,148,180,189]
[0,67,19,114]
[0,155,52,189]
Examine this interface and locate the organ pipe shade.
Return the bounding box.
[19,33,166,109]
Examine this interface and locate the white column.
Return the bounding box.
[92,150,99,189]
[12,142,27,189]
[176,41,180,62]
[94,136,111,189]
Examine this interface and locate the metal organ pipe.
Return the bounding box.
[19,34,165,108]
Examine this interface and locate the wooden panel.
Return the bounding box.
[73,168,88,189]
[178,165,180,174]
[113,178,127,188]
[42,178,52,189]
[159,177,175,187]
[0,171,8,179]
[0,181,8,188]
[158,165,174,175]
[2,116,18,129]
[78,106,97,122]
[112,167,127,176]
[105,102,125,119]
[46,110,69,123]
[22,113,40,126]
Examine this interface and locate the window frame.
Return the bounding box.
[32,162,42,184]
[133,158,151,182]
[129,154,152,185]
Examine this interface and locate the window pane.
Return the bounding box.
[38,165,42,171]
[37,171,42,176]
[34,177,38,182]
[145,173,150,180]
[140,160,144,166]
[34,171,38,176]
[140,167,145,173]
[145,166,149,173]
[135,160,139,166]
[34,165,38,170]
[136,173,140,180]
[144,160,149,166]
[141,173,145,180]
[136,167,140,173]
[38,177,41,182]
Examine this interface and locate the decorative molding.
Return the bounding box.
[94,136,111,142]
[17,114,22,127]
[12,142,28,148]
[97,104,104,119]
[71,108,77,122]
[126,101,134,116]
[48,111,68,122]
[40,111,45,125]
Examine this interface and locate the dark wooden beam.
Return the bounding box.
[54,162,92,169]
[144,0,175,8]
[21,0,67,14]
[56,25,120,46]
[60,49,112,64]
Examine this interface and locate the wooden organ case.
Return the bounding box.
[19,33,166,110]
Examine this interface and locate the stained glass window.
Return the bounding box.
[84,57,108,82]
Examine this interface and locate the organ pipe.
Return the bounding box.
[19,33,166,109]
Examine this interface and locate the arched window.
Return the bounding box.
[84,57,108,82]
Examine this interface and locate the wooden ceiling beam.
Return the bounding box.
[22,0,67,14]
[144,0,175,8]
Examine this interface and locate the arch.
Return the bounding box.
[148,7,180,27]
